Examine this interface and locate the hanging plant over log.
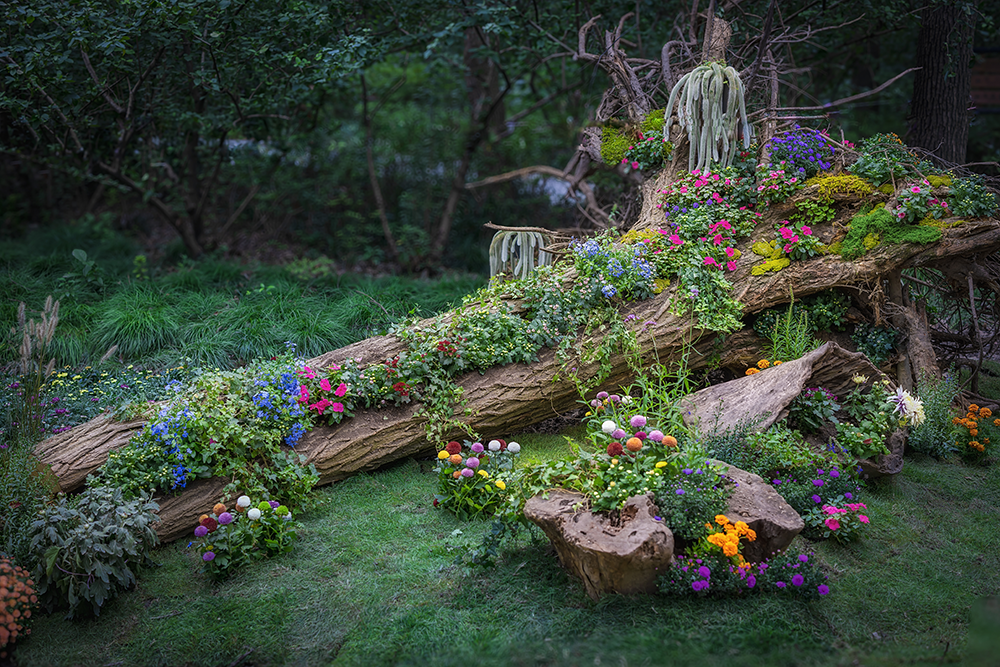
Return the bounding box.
[664,62,753,172]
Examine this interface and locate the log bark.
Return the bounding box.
[32,218,1000,540]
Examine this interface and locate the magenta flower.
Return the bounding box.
[331,402,344,413]
[776,581,786,588]
[703,257,720,268]
[298,386,310,403]
[725,247,736,258]
[319,378,332,392]
[597,391,609,400]
[203,551,216,562]
[334,382,347,397]
[824,517,841,531]
[726,260,738,272]
[792,574,804,587]
[800,226,812,235]
[309,398,333,414]
[668,234,684,245]
[629,415,647,429]
[612,428,627,440]
[858,514,870,524]
[780,227,795,239]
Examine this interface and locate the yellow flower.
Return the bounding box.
[773,360,782,366]
[609,481,616,487]
[478,470,488,477]
[611,458,619,466]
[585,411,592,416]
[655,461,667,469]
[438,450,449,460]
[745,368,759,375]
[757,359,770,369]
[495,480,506,491]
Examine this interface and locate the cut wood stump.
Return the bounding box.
[523,490,674,601]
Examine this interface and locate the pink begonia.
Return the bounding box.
[800,226,812,235]
[298,386,310,403]
[858,515,870,524]
[334,382,347,397]
[331,402,345,413]
[824,517,841,531]
[726,260,737,271]
[668,234,684,245]
[725,247,737,258]
[319,378,332,392]
[309,398,333,414]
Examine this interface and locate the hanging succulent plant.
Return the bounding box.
[488,230,553,280]
[663,62,753,172]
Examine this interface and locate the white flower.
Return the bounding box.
[903,394,926,426]
[621,396,633,405]
[247,508,261,520]
[283,512,293,521]
[507,442,521,454]
[236,495,252,508]
[601,420,617,434]
[488,440,501,452]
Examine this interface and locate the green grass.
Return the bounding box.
[12,442,1000,667]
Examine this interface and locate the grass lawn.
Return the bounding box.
[12,433,1000,667]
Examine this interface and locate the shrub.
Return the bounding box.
[191,495,298,581]
[949,174,998,218]
[0,556,38,658]
[659,547,831,599]
[851,323,897,366]
[909,372,961,458]
[0,442,54,564]
[788,387,840,434]
[801,496,871,543]
[29,485,159,619]
[848,133,932,185]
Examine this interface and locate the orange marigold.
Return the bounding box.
[971,429,979,436]
[757,359,770,369]
[715,514,730,526]
[773,360,783,365]
[980,407,993,418]
[969,404,980,413]
[745,368,760,376]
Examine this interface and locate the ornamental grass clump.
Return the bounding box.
[0,556,37,658]
[908,372,961,459]
[433,439,521,520]
[191,495,298,581]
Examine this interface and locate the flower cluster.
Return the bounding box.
[621,135,673,173]
[570,234,657,301]
[744,359,782,375]
[774,222,824,261]
[754,164,804,206]
[0,556,37,657]
[658,169,734,217]
[660,549,831,599]
[766,127,834,178]
[654,465,731,542]
[952,404,996,457]
[191,495,297,581]
[296,364,349,421]
[802,496,870,543]
[703,514,757,565]
[433,439,521,520]
[891,180,949,224]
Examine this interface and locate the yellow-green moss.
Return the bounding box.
[803,173,874,202]
[877,183,895,195]
[653,277,671,294]
[620,228,661,245]
[601,109,666,166]
[863,232,881,250]
[640,109,666,135]
[841,207,942,260]
[751,240,782,259]
[926,174,953,188]
[823,241,842,254]
[751,257,791,275]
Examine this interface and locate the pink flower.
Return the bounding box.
[679,186,688,194]
[298,386,310,403]
[942,201,949,207]
[334,382,347,397]
[711,192,723,203]
[780,227,795,239]
[858,514,870,524]
[712,234,723,245]
[331,402,344,413]
[789,235,800,244]
[783,244,792,254]
[302,365,315,379]
[725,247,736,258]
[668,234,683,245]
[703,257,720,267]
[712,174,720,181]
[309,398,333,414]
[824,517,841,531]
[719,220,731,230]
[911,186,921,193]
[319,378,332,392]
[800,226,812,235]
[631,161,639,170]
[726,260,737,271]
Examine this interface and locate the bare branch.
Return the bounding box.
[80,49,124,114]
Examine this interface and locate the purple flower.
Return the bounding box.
[773,479,781,485]
[460,468,474,478]
[597,391,609,400]
[471,442,484,453]
[776,581,786,588]
[698,566,711,578]
[218,512,234,525]
[630,415,647,429]
[691,580,708,592]
[269,500,280,509]
[747,575,756,589]
[683,468,693,475]
[813,479,824,487]
[792,574,804,587]
[818,584,830,596]
[609,395,621,403]
[202,551,216,562]
[194,525,208,537]
[798,554,809,563]
[844,492,853,500]
[466,457,480,468]
[676,489,685,495]
[611,428,627,440]
[648,430,664,443]
[817,469,825,475]
[812,494,822,504]
[830,469,840,478]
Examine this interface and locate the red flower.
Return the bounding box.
[392,381,410,397]
[445,441,462,455]
[199,516,220,533]
[607,442,624,456]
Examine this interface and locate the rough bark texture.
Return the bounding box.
[680,342,886,435]
[523,490,674,600]
[32,219,1000,540]
[907,1,976,164]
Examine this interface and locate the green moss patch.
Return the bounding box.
[841,207,943,260]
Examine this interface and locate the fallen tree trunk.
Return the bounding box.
[32,218,1000,539]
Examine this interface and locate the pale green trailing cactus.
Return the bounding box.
[489,230,553,280]
[663,62,752,172]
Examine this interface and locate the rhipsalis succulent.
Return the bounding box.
[664,62,753,172]
[489,231,553,280]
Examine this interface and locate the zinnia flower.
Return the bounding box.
[495,480,506,491]
[461,468,474,478]
[466,457,480,468]
[446,441,462,455]
[438,450,449,460]
[471,442,484,453]
[194,525,208,537]
[630,415,647,429]
[488,440,501,451]
[792,574,804,587]
[203,551,216,562]
[237,495,252,508]
[607,442,624,456]
[648,430,664,442]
